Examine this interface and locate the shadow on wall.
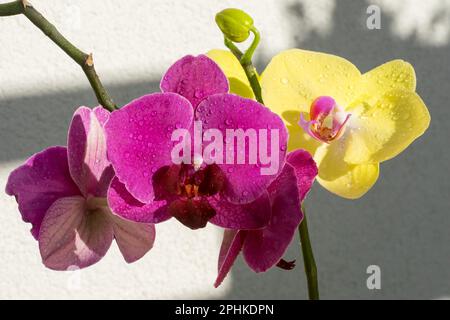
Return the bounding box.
[0,81,162,163]
[221,0,450,300]
[0,0,449,300]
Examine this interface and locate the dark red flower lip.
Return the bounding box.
[153,163,226,229]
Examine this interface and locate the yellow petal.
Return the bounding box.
[344,90,430,164]
[314,143,380,199]
[359,60,417,104]
[206,49,254,99]
[260,49,361,120]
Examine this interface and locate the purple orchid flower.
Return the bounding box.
[105,55,288,230]
[215,150,318,287]
[6,107,155,270]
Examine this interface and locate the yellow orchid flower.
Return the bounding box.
[208,49,430,199]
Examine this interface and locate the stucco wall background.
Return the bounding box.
[0,0,449,299]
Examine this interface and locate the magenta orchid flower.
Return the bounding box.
[215,150,318,287]
[6,107,155,270]
[106,55,288,230]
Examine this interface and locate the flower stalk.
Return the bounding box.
[299,206,319,300]
[216,8,320,300]
[223,32,263,104]
[215,8,263,103]
[0,0,116,111]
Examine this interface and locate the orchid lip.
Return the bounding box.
[153,163,225,229]
[299,96,351,143]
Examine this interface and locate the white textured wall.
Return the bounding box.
[1,0,449,299]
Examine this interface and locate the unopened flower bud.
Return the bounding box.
[215,8,254,43]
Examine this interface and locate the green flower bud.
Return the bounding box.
[215,8,254,43]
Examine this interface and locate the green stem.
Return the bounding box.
[225,25,320,299]
[0,0,22,15]
[224,31,264,104]
[241,62,263,104]
[224,37,243,60]
[0,0,116,111]
[298,207,319,300]
[240,27,260,66]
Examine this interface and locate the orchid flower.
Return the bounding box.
[6,107,155,270]
[208,49,431,199]
[215,149,317,287]
[105,55,289,230]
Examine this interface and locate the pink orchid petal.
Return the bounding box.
[108,210,156,263]
[286,149,318,201]
[68,106,114,197]
[105,93,194,203]
[38,196,114,270]
[208,191,271,230]
[160,55,229,107]
[215,229,246,288]
[243,163,303,273]
[310,96,336,120]
[5,147,81,239]
[107,177,171,223]
[196,94,288,204]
